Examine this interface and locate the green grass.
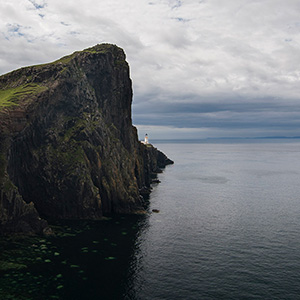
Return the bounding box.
[35,44,117,69]
[0,84,47,110]
[47,141,86,171]
[0,88,19,109]
[63,118,88,142]
[0,260,27,271]
[35,53,76,69]
[83,44,118,54]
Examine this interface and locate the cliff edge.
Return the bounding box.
[0,44,173,235]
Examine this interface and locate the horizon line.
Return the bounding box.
[144,136,300,141]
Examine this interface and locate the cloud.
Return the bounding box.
[1,0,300,138]
[28,0,47,10]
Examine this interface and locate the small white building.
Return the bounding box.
[141,133,149,144]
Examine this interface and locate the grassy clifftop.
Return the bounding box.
[0,44,125,112]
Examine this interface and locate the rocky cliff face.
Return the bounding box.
[0,44,173,235]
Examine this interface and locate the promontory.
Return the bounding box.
[0,44,173,235]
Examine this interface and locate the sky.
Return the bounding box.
[1,0,300,139]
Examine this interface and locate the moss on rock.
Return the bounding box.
[0,83,48,111]
[0,260,27,271]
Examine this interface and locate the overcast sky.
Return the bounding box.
[1,0,300,139]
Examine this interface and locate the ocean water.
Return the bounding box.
[132,140,300,300]
[1,139,300,299]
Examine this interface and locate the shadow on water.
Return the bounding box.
[0,214,150,300]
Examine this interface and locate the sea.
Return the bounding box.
[1,139,300,300]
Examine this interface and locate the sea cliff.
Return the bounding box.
[0,44,173,235]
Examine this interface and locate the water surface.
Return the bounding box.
[134,140,300,299]
[1,139,300,299]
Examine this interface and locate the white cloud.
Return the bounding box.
[1,0,300,138]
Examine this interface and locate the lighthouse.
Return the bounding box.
[144,133,149,144]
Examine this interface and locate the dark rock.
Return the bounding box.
[151,179,161,184]
[0,44,173,235]
[139,186,152,199]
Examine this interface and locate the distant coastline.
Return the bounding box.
[151,137,300,144]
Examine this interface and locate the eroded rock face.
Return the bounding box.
[0,44,173,235]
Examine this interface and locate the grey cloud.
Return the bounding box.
[133,110,300,131]
[134,100,300,115]
[133,92,300,136]
[28,0,47,10]
[1,0,300,138]
[61,22,71,26]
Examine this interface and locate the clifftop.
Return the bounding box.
[0,44,173,235]
[0,44,127,111]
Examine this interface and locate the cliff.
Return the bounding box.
[0,44,173,235]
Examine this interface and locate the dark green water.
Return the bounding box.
[1,139,300,299]
[0,216,148,299]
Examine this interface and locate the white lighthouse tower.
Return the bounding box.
[144,133,149,144]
